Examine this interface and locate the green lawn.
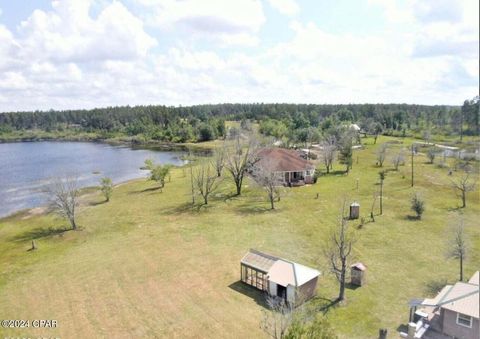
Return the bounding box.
[0,136,478,338]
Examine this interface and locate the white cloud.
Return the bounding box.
[0,71,29,90]
[136,0,265,46]
[412,0,463,24]
[0,0,477,111]
[18,0,156,63]
[267,0,300,16]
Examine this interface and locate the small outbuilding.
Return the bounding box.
[240,249,321,304]
[350,202,360,219]
[350,262,367,286]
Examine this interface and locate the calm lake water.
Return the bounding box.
[0,142,187,218]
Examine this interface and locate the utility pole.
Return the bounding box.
[379,171,385,215]
[411,144,414,187]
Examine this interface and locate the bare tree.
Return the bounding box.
[213,142,227,177]
[391,150,405,171]
[225,134,259,195]
[324,202,355,302]
[427,148,436,164]
[410,143,416,187]
[376,143,388,167]
[251,164,284,209]
[447,220,468,281]
[321,136,336,174]
[192,160,222,205]
[338,135,353,174]
[261,295,295,339]
[46,176,80,230]
[422,129,431,145]
[367,121,383,144]
[184,153,197,204]
[451,172,476,208]
[369,192,378,222]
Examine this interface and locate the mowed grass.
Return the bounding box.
[0,136,479,338]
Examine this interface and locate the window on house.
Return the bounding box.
[456,313,472,328]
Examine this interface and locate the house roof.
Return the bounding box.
[422,285,452,307]
[241,249,320,287]
[421,271,479,319]
[256,148,315,172]
[269,260,296,287]
[440,282,479,318]
[349,123,361,131]
[351,262,366,271]
[468,271,479,285]
[241,249,278,273]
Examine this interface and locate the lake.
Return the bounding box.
[0,142,187,218]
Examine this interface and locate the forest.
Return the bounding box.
[0,97,478,143]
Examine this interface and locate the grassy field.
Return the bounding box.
[0,136,479,338]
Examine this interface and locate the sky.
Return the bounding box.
[0,0,478,112]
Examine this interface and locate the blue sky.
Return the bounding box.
[0,0,478,111]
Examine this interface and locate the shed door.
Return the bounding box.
[276,284,286,299]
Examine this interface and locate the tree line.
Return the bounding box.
[0,98,478,143]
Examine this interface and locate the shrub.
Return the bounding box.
[411,193,425,219]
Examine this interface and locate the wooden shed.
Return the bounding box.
[350,262,367,286]
[240,249,321,304]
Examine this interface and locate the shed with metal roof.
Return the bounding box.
[240,249,321,304]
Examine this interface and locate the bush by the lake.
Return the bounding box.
[100,177,113,202]
[145,159,172,192]
[411,193,425,220]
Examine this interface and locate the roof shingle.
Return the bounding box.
[255,148,315,172]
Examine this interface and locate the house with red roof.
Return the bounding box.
[255,148,316,186]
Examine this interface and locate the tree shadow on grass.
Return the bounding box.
[218,192,241,202]
[89,200,108,206]
[235,204,276,216]
[405,215,421,221]
[323,170,348,176]
[446,206,464,212]
[310,296,340,315]
[127,186,162,195]
[228,281,269,309]
[209,192,238,203]
[11,226,71,242]
[345,283,360,291]
[157,201,214,215]
[424,278,449,296]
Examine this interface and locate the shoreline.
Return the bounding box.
[0,136,216,150]
[0,139,211,222]
[0,177,145,222]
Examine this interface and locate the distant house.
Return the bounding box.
[255,148,316,186]
[240,249,320,305]
[349,123,361,132]
[405,271,479,339]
